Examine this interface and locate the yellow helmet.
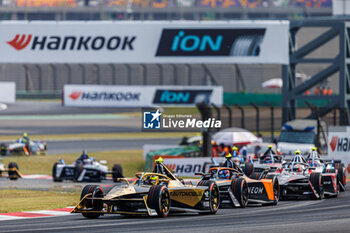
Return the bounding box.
[23,132,28,137]
[295,150,301,155]
[155,157,163,164]
[232,146,238,151]
[225,153,232,158]
[211,140,216,146]
[150,175,159,185]
[268,145,273,149]
[311,147,317,151]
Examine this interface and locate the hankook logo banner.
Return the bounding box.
[0,21,289,64]
[63,85,222,107]
[328,126,350,172]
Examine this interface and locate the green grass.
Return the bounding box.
[0,189,80,213]
[0,132,197,141]
[2,150,145,177]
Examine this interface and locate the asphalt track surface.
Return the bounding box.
[0,187,349,233]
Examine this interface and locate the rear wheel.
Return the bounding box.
[231,178,248,208]
[112,164,123,182]
[309,172,324,200]
[266,174,280,205]
[8,162,19,180]
[337,164,346,192]
[147,185,171,218]
[80,185,104,219]
[243,162,254,177]
[52,162,62,182]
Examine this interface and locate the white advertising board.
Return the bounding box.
[0,21,289,64]
[163,157,225,177]
[0,82,15,103]
[63,85,223,107]
[328,126,350,172]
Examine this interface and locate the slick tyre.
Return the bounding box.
[52,162,62,182]
[243,162,254,177]
[80,185,104,219]
[197,181,220,214]
[112,164,123,182]
[74,162,84,182]
[266,174,280,205]
[337,164,346,192]
[231,178,248,208]
[0,144,7,156]
[309,172,324,200]
[8,162,19,180]
[147,185,171,218]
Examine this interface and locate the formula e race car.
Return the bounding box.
[306,149,347,192]
[0,161,21,180]
[196,166,279,207]
[0,139,47,156]
[71,171,220,218]
[275,154,339,200]
[52,155,123,182]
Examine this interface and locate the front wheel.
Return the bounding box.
[52,162,62,182]
[8,162,19,180]
[231,178,248,208]
[112,164,123,182]
[147,185,171,218]
[309,172,324,200]
[80,185,104,219]
[337,164,346,192]
[266,174,280,205]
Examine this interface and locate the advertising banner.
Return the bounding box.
[0,21,289,64]
[63,85,223,107]
[328,126,350,172]
[0,82,16,103]
[163,157,225,177]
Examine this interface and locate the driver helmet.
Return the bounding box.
[155,157,163,164]
[293,164,302,172]
[82,149,88,159]
[149,175,159,185]
[218,170,230,179]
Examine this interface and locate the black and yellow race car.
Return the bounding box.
[196,166,279,208]
[0,161,21,180]
[72,171,220,218]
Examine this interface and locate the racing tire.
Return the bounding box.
[80,185,104,219]
[243,162,254,177]
[8,162,19,180]
[52,162,62,182]
[112,164,123,182]
[197,181,220,214]
[337,164,346,192]
[0,144,7,156]
[249,172,267,180]
[231,178,248,208]
[74,162,84,182]
[309,172,324,200]
[266,174,280,205]
[147,185,171,218]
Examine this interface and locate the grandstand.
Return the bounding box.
[0,0,332,21]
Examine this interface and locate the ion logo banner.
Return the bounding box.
[0,21,288,64]
[156,29,265,56]
[63,85,222,107]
